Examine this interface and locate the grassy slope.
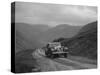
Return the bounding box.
[15,30,36,53]
[40,24,82,42]
[61,21,97,59]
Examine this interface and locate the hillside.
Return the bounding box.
[15,23,82,46]
[40,24,82,42]
[61,21,97,59]
[15,23,50,39]
[77,21,97,37]
[15,23,51,52]
[15,30,38,53]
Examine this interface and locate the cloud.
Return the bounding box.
[15,2,97,26]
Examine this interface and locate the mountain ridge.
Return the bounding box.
[39,24,82,43]
[61,21,97,59]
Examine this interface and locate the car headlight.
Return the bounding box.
[51,48,54,50]
[64,47,68,49]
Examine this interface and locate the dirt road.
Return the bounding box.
[32,49,97,72]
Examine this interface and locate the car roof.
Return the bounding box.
[48,42,60,44]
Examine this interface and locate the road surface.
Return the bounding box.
[32,49,97,72]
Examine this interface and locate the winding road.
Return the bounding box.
[32,49,97,72]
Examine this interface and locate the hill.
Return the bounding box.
[15,23,50,39]
[61,21,97,59]
[40,24,82,43]
[14,23,51,52]
[15,30,38,53]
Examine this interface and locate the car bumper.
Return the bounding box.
[52,52,69,54]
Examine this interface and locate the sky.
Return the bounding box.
[15,2,97,27]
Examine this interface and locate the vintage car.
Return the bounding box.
[45,42,69,58]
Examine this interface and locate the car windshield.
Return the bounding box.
[49,43,61,47]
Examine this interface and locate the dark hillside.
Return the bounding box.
[61,21,97,59]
